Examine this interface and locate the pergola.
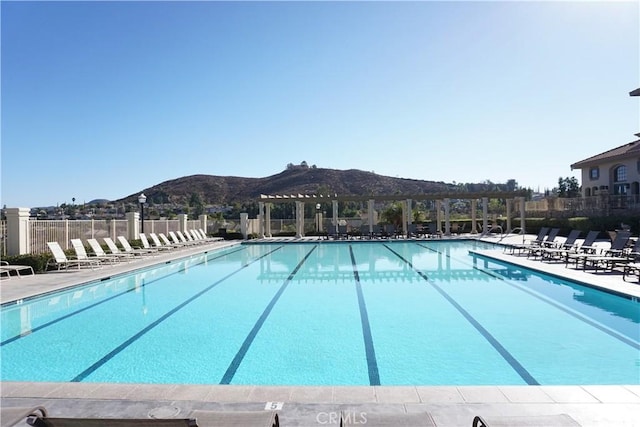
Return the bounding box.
[254,190,529,238]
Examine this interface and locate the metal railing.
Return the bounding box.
[525,195,640,215]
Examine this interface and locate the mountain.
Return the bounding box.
[114,166,461,206]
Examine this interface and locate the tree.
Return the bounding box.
[380,203,404,227]
[557,177,580,198]
[188,193,204,218]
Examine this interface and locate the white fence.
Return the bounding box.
[2,213,241,256]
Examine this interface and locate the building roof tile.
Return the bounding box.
[571,140,640,169]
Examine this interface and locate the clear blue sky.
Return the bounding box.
[2,0,638,208]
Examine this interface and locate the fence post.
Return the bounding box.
[482,197,489,235]
[110,219,117,241]
[444,198,451,236]
[178,214,188,233]
[258,202,265,238]
[127,212,140,240]
[64,220,69,250]
[240,213,248,239]
[519,197,526,233]
[199,214,208,234]
[5,207,30,256]
[471,199,477,234]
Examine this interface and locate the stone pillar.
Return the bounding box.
[258,202,265,238]
[505,199,512,233]
[265,203,272,238]
[368,199,375,235]
[332,200,339,235]
[110,219,117,241]
[519,197,526,233]
[6,208,30,256]
[444,198,451,236]
[127,212,140,240]
[435,200,442,234]
[471,200,477,234]
[199,214,208,235]
[482,197,489,235]
[240,213,249,239]
[295,201,304,238]
[178,214,188,232]
[405,198,412,236]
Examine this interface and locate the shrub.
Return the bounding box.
[2,253,51,273]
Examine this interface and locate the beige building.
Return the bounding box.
[571,88,640,200]
[570,140,640,198]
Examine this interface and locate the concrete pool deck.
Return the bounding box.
[1,235,639,426]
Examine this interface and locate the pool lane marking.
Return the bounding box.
[0,247,248,347]
[349,245,381,386]
[418,243,640,350]
[384,244,539,386]
[219,245,318,385]
[70,246,283,382]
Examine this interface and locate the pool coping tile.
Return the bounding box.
[167,384,214,401]
[539,385,601,403]
[415,386,465,403]
[288,386,335,403]
[42,382,105,399]
[89,383,141,400]
[332,386,377,403]
[581,385,640,403]
[457,386,509,403]
[497,385,555,403]
[373,386,420,403]
[246,385,293,402]
[203,385,253,402]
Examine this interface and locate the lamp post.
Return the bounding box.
[138,193,147,233]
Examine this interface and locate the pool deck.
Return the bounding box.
[1,235,639,426]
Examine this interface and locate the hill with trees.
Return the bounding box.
[114,162,520,207]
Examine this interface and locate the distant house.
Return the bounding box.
[570,140,640,198]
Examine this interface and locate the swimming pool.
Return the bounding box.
[1,240,638,386]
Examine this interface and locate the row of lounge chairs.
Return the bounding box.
[2,405,582,427]
[44,230,220,271]
[326,223,442,240]
[504,228,640,281]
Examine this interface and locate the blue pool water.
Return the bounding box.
[1,240,639,386]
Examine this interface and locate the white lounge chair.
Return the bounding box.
[145,233,173,251]
[158,233,187,249]
[87,238,134,262]
[71,238,117,264]
[177,230,194,244]
[198,228,223,242]
[46,242,102,270]
[0,261,35,278]
[170,231,199,246]
[115,236,157,256]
